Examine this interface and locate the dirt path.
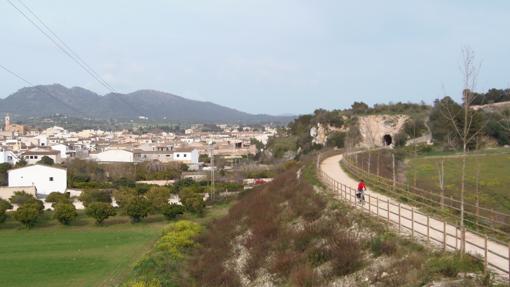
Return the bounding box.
[320,154,509,278]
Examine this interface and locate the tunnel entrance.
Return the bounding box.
[383,134,392,146]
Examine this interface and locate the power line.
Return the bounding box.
[0,63,82,114]
[15,0,115,92]
[5,0,142,116]
[0,63,32,85]
[6,0,115,93]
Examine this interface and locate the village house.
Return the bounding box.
[0,150,19,165]
[21,149,61,165]
[8,164,67,195]
[90,149,134,163]
[172,148,199,165]
[133,150,174,163]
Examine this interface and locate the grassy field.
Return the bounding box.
[406,149,510,214]
[0,212,167,287]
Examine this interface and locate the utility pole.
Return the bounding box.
[392,152,396,190]
[209,142,215,200]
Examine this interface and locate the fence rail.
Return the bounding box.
[318,156,510,281]
[341,153,510,240]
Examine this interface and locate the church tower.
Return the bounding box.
[4,114,10,130]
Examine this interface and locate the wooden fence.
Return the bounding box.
[319,158,510,280]
[342,153,510,239]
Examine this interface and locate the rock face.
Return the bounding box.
[357,115,408,148]
[310,123,346,146]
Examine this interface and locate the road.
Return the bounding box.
[320,154,510,278]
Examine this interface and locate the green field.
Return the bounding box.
[406,149,510,214]
[0,213,166,287]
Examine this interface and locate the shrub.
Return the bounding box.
[0,198,13,211]
[113,188,137,210]
[53,202,78,225]
[126,197,151,223]
[79,189,112,207]
[37,155,54,166]
[86,202,116,224]
[326,131,346,148]
[370,233,397,257]
[9,191,36,205]
[146,186,170,213]
[9,192,44,213]
[0,208,7,223]
[13,203,41,228]
[393,131,408,147]
[112,177,136,188]
[329,232,363,276]
[179,189,205,215]
[161,203,185,220]
[156,220,201,258]
[290,264,319,287]
[45,192,71,206]
[426,253,482,277]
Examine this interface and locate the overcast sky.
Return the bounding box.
[1,1,509,115]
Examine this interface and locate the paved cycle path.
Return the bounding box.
[320,154,509,277]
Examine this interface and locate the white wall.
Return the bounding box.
[0,151,18,165]
[8,165,67,194]
[51,144,68,159]
[173,149,199,164]
[91,149,134,163]
[23,154,60,165]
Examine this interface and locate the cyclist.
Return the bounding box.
[357,179,366,204]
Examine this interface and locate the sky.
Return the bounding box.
[1,1,509,115]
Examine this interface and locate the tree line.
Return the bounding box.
[0,178,213,229]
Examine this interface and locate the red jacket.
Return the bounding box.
[357,181,366,191]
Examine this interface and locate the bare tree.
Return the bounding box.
[438,47,484,254]
[475,161,481,229]
[436,158,445,209]
[497,108,510,132]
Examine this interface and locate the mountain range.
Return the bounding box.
[0,84,293,123]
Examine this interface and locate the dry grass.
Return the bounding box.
[185,164,366,286]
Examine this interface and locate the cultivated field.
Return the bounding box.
[0,213,166,287]
[406,149,510,214]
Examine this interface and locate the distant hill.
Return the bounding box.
[0,84,294,123]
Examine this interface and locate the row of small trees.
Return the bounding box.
[0,185,205,228]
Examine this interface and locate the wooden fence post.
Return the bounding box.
[483,235,488,272]
[387,199,390,223]
[461,228,466,256]
[443,221,446,252]
[398,203,401,232]
[376,197,379,216]
[368,194,371,214]
[427,216,430,243]
[392,153,396,190]
[411,208,414,239]
[455,225,458,250]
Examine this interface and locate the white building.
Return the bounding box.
[90,149,134,163]
[8,165,67,195]
[0,150,19,165]
[173,148,199,164]
[21,150,62,165]
[50,144,69,160]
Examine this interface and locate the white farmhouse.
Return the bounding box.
[90,149,134,163]
[8,165,67,195]
[173,148,199,164]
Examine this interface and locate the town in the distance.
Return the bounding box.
[0,112,277,203]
